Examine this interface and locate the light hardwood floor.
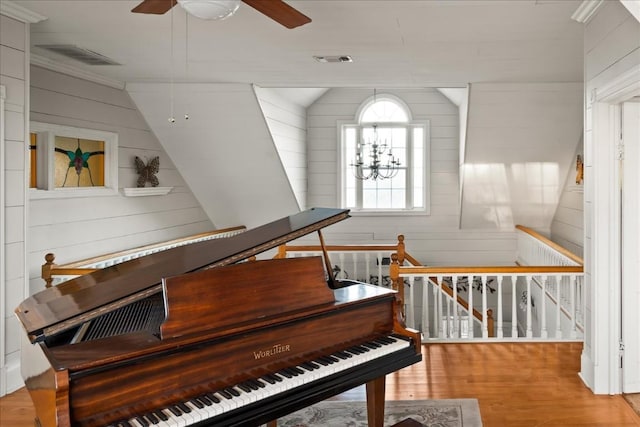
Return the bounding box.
[2,342,639,426]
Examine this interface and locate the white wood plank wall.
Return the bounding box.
[254,86,306,210]
[28,66,214,298]
[0,13,28,395]
[550,142,584,258]
[305,87,517,266]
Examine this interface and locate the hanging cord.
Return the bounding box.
[184,12,189,120]
[168,0,175,123]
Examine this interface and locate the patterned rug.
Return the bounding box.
[274,399,483,427]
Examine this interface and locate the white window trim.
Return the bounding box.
[29,122,118,199]
[337,119,431,216]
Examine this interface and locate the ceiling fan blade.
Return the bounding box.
[242,0,311,29]
[131,0,178,14]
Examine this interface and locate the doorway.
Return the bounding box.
[621,100,640,392]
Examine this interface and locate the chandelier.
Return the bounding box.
[351,123,401,180]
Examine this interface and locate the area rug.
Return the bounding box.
[274,399,483,427]
[623,393,640,417]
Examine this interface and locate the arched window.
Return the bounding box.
[339,92,429,213]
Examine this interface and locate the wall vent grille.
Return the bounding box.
[36,44,121,66]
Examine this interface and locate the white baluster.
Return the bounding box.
[555,274,562,338]
[452,275,459,338]
[423,275,430,338]
[497,276,504,338]
[481,275,488,338]
[437,276,444,338]
[540,275,548,339]
[526,275,533,338]
[351,252,358,283]
[570,274,577,339]
[467,275,474,338]
[406,276,415,329]
[511,275,518,338]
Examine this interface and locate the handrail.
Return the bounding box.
[42,226,247,287]
[399,265,583,274]
[515,225,584,265]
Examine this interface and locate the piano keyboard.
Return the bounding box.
[107,335,411,427]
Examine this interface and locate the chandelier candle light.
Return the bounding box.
[352,123,401,180]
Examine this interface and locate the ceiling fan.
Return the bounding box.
[131,0,311,29]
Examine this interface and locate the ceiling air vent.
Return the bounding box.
[36,44,121,66]
[313,55,353,63]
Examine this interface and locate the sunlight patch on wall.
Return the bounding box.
[462,162,561,230]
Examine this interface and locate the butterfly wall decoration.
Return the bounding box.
[135,156,160,188]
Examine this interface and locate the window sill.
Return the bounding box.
[30,187,119,199]
[348,209,430,217]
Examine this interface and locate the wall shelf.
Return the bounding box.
[122,187,173,197]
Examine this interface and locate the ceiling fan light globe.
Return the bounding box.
[177,0,241,20]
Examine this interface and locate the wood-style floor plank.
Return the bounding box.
[2,342,639,426]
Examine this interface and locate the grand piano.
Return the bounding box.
[16,207,422,427]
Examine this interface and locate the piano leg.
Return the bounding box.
[366,376,386,427]
[265,421,277,427]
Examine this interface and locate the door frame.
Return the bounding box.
[586,65,640,394]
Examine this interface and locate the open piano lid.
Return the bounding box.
[16,207,350,343]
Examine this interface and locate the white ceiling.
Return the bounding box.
[13,0,584,97]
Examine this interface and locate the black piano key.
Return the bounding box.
[168,405,182,416]
[199,395,213,406]
[154,410,169,422]
[253,379,267,388]
[227,387,240,397]
[262,375,276,384]
[177,402,192,413]
[190,398,204,409]
[144,412,159,425]
[237,383,252,393]
[278,369,293,378]
[135,416,149,427]
[302,362,316,371]
[245,381,258,391]
[218,389,233,399]
[291,366,305,375]
[269,373,284,382]
[314,357,330,366]
[363,341,381,349]
[286,367,300,376]
[206,392,221,403]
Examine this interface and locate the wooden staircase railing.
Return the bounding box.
[41,226,246,287]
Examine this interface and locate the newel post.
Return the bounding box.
[396,235,405,265]
[389,253,404,317]
[42,253,56,288]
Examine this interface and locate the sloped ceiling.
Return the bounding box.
[7,0,586,229]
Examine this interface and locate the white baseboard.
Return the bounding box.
[3,356,24,395]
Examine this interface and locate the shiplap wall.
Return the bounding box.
[254,86,306,210]
[306,87,517,266]
[0,13,28,395]
[27,66,214,297]
[550,141,584,258]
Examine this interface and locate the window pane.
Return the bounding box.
[361,99,408,123]
[412,127,425,208]
[54,137,105,188]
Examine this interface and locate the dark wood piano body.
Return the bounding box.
[15,208,421,427]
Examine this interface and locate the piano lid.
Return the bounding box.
[16,207,350,342]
